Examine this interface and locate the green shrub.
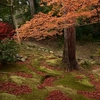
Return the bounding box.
[80,60,91,69]
[0,38,19,65]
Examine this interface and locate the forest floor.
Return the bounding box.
[0,39,100,100]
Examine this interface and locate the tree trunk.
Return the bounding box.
[62,26,79,71]
[10,1,20,44]
[62,28,70,70]
[28,0,35,17]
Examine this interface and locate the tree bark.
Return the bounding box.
[10,1,20,44]
[62,28,70,71]
[62,26,79,71]
[28,0,35,17]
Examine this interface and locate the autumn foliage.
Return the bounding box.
[0,21,15,40]
[16,0,100,40]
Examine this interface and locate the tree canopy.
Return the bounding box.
[16,0,100,40]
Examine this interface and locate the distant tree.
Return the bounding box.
[28,0,35,17]
[0,0,31,25]
[0,0,11,22]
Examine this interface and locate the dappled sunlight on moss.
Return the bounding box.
[54,73,95,91]
[76,78,94,88]
[45,58,61,66]
[38,66,62,76]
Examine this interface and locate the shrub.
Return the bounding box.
[0,38,19,65]
[80,60,92,69]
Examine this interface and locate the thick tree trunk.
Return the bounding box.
[62,28,70,70]
[62,26,79,71]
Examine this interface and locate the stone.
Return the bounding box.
[20,58,26,62]
[15,54,20,58]
[40,47,44,49]
[24,56,28,60]
[92,68,100,76]
[26,47,33,50]
[26,47,30,49]
[45,49,49,52]
[49,51,54,54]
[16,57,21,61]
[90,61,96,64]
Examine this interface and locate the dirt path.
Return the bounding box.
[22,39,100,61]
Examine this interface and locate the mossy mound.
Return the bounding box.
[73,74,94,88]
[56,85,77,95]
[76,78,94,88]
[54,73,94,91]
[45,58,61,66]
[10,76,26,84]
[39,66,62,76]
[0,93,20,100]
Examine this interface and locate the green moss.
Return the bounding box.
[0,42,98,100]
[38,66,62,76]
[0,93,19,100]
[76,79,94,88]
[45,58,61,66]
[0,74,10,82]
[31,59,41,68]
[45,86,90,100]
[38,56,45,61]
[10,76,26,84]
[46,55,57,59]
[20,89,49,100]
[57,85,77,94]
[54,73,94,91]
[0,63,29,73]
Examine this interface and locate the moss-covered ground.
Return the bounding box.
[0,42,100,100]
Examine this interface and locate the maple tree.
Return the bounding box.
[0,21,15,40]
[16,0,100,71]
